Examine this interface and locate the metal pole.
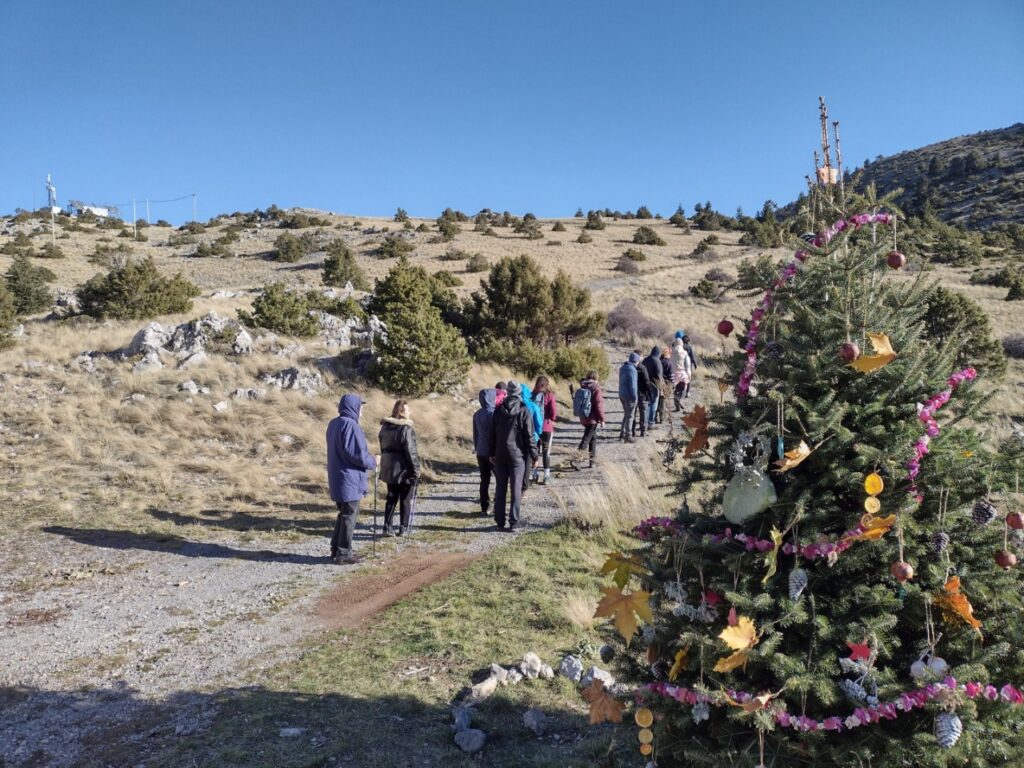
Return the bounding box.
[192,193,197,223]
[132,199,137,239]
[51,208,56,248]
[372,465,378,557]
[145,199,150,225]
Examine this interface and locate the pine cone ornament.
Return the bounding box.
[650,660,670,680]
[838,678,867,703]
[973,499,998,526]
[931,531,951,553]
[935,711,963,748]
[789,568,808,600]
[763,341,784,361]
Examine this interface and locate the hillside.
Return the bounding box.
[852,123,1024,228]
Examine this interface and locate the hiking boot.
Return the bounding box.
[333,553,364,565]
[381,528,396,538]
[624,437,636,444]
[397,527,406,537]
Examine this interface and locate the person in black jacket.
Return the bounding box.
[657,348,673,424]
[633,350,652,437]
[488,381,539,531]
[641,346,663,430]
[378,399,421,536]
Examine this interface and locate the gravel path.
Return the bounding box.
[0,356,692,768]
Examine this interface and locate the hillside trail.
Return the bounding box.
[0,348,702,768]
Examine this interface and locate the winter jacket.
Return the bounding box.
[326,394,377,503]
[489,394,539,465]
[672,340,693,384]
[641,347,663,393]
[579,377,605,427]
[660,356,674,385]
[533,390,557,434]
[618,361,638,401]
[519,381,543,440]
[635,361,652,402]
[378,417,421,485]
[472,388,498,457]
[684,341,699,369]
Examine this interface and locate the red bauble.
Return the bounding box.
[1007,512,1024,530]
[890,561,914,583]
[717,318,734,336]
[995,550,1018,569]
[886,250,906,270]
[839,342,860,362]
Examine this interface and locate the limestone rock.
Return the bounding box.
[231,387,265,400]
[505,668,523,685]
[232,328,253,355]
[454,728,486,753]
[132,351,164,374]
[559,655,584,682]
[260,367,324,397]
[523,708,548,736]
[521,652,543,680]
[178,380,210,396]
[489,663,508,685]
[451,705,473,733]
[466,675,498,704]
[213,401,229,412]
[538,664,554,680]
[581,666,615,689]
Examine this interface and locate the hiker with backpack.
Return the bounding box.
[641,346,663,429]
[472,388,498,516]
[531,376,557,486]
[633,349,652,438]
[378,399,421,537]
[572,370,605,468]
[618,352,640,443]
[489,382,539,531]
[326,393,377,565]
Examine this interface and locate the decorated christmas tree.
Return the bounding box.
[596,103,1024,766]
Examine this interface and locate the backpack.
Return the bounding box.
[572,386,593,419]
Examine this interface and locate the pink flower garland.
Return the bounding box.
[906,367,977,502]
[640,677,1024,734]
[735,212,894,399]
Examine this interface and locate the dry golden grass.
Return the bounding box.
[561,461,675,533]
[2,210,1021,538]
[561,588,598,630]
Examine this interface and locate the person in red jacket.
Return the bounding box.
[571,370,605,469]
[530,375,558,485]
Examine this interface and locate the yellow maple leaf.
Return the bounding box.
[582,679,624,724]
[719,615,758,651]
[761,527,785,585]
[594,586,653,645]
[669,647,689,681]
[848,332,897,374]
[936,576,983,635]
[773,440,812,472]
[844,514,896,542]
[600,551,650,589]
[713,649,749,673]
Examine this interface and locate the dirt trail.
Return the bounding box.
[0,352,695,767]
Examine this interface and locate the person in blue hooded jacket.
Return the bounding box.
[617,352,640,443]
[472,388,498,516]
[326,393,377,564]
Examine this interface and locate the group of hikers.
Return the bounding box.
[324,332,698,565]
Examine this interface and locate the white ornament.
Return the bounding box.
[691,700,710,724]
[927,656,949,675]
[722,467,778,525]
[910,659,929,680]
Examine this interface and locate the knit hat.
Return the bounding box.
[628,352,641,364]
[506,381,521,397]
[675,330,685,339]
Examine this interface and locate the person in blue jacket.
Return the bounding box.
[326,393,377,564]
[618,352,640,443]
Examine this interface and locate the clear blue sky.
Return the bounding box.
[2,0,1021,223]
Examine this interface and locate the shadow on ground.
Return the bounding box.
[0,684,619,768]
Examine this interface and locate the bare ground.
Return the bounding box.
[0,356,666,768]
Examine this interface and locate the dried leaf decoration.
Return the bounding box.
[714,615,758,673]
[844,514,897,542]
[848,332,897,374]
[761,526,785,584]
[726,690,777,713]
[773,440,812,472]
[594,586,653,645]
[935,576,983,635]
[683,405,710,457]
[583,679,624,725]
[600,551,649,589]
[669,648,689,681]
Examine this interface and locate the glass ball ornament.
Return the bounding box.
[722,467,778,525]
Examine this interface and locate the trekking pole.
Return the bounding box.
[408,481,419,538]
[372,465,378,557]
